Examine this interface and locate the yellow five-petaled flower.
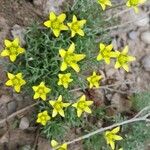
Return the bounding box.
[97,43,116,64]
[36,110,51,126]
[32,82,51,101]
[126,0,147,13]
[59,43,86,72]
[87,71,102,88]
[98,0,112,10]
[51,140,68,150]
[114,46,136,72]
[49,95,70,118]
[1,38,25,62]
[104,126,123,150]
[67,15,86,37]
[72,95,93,117]
[5,72,26,93]
[58,73,73,89]
[44,12,68,37]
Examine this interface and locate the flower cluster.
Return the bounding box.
[44,12,86,37]
[97,43,136,72]
[97,0,147,13]
[0,2,139,148]
[104,127,123,150]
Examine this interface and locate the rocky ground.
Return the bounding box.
[0,0,150,150]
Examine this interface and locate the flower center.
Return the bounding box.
[12,78,20,86]
[118,54,128,65]
[41,116,46,121]
[9,47,18,55]
[54,102,63,110]
[91,76,98,84]
[78,101,86,109]
[65,54,76,64]
[72,23,79,31]
[99,0,106,3]
[101,49,110,57]
[130,0,139,5]
[62,76,68,83]
[58,148,65,150]
[38,88,44,94]
[52,20,60,29]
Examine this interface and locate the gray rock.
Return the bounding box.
[132,11,149,27]
[20,145,31,150]
[19,117,30,130]
[0,95,12,105]
[43,0,65,15]
[33,0,43,6]
[7,101,17,115]
[141,31,150,44]
[128,31,138,40]
[13,93,24,101]
[141,55,150,71]
[11,24,26,46]
[0,17,9,49]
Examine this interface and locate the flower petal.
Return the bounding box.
[44,20,51,28]
[34,93,40,99]
[59,49,66,58]
[12,38,19,47]
[51,140,58,148]
[84,107,92,113]
[9,55,17,62]
[78,20,86,27]
[73,15,77,22]
[60,62,68,71]
[77,29,85,36]
[52,109,58,117]
[49,12,56,21]
[111,126,120,134]
[70,63,80,72]
[58,13,66,22]
[58,109,65,117]
[68,43,75,53]
[4,39,12,47]
[40,94,46,101]
[14,85,21,93]
[7,73,15,79]
[1,50,9,56]
[77,109,83,117]
[53,29,60,37]
[5,80,13,86]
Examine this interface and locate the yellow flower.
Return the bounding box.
[32,82,51,101]
[126,0,147,13]
[58,73,73,89]
[104,127,123,150]
[51,140,67,150]
[97,43,116,64]
[44,12,68,37]
[36,110,51,126]
[114,46,136,72]
[98,0,112,10]
[72,95,93,117]
[87,71,102,88]
[67,15,86,37]
[1,38,25,62]
[5,72,26,93]
[49,95,70,117]
[59,43,86,72]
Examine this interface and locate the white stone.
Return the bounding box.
[19,117,29,130]
[11,24,26,46]
[141,31,150,44]
[141,55,150,71]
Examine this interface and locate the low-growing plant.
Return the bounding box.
[0,0,149,150]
